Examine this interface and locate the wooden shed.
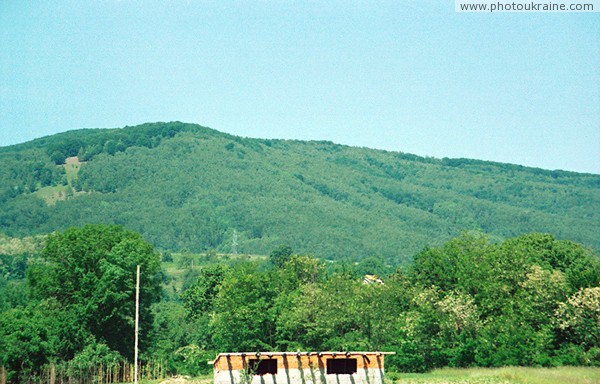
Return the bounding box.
[210,351,394,384]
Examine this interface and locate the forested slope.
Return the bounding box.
[1,122,598,264]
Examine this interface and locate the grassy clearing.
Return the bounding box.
[34,156,84,205]
[389,366,600,384]
[64,156,82,184]
[33,184,73,205]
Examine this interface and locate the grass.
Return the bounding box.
[389,367,600,384]
[129,367,600,384]
[134,374,212,384]
[63,156,82,185]
[33,184,74,205]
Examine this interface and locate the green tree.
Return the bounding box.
[269,245,293,269]
[0,299,90,381]
[276,274,369,351]
[27,224,161,359]
[210,263,276,351]
[555,287,600,351]
[274,254,324,291]
[147,301,214,375]
[181,264,228,319]
[0,305,58,381]
[356,256,391,277]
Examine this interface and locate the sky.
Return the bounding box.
[1,1,599,174]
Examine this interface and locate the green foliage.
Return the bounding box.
[27,224,162,359]
[406,232,600,370]
[0,122,598,265]
[0,305,55,379]
[0,277,28,312]
[166,233,597,372]
[356,255,393,277]
[161,251,173,263]
[146,301,214,375]
[0,253,28,280]
[0,299,90,381]
[0,148,65,205]
[555,287,600,351]
[210,263,277,351]
[181,264,228,319]
[172,345,214,376]
[0,226,166,381]
[0,229,599,380]
[66,341,122,378]
[269,245,293,268]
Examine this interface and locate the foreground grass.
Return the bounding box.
[137,375,212,384]
[134,367,599,384]
[390,366,600,384]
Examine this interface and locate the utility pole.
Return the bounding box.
[134,265,140,384]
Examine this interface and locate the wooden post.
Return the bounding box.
[49,363,56,384]
[1,366,6,384]
[134,265,140,384]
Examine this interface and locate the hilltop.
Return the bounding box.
[1,122,598,264]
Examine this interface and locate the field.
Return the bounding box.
[134,367,600,384]
[389,367,600,384]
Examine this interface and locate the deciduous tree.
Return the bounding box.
[27,224,161,359]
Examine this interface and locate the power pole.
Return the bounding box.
[134,265,140,384]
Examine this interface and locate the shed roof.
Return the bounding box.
[209,351,395,365]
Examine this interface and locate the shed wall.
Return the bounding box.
[213,354,386,384]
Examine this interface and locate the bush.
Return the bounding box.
[67,342,122,372]
[171,345,214,376]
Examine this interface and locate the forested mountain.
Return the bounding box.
[1,123,600,381]
[1,121,598,264]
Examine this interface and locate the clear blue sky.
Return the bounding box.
[1,1,598,173]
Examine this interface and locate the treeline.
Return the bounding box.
[1,226,598,382]
[152,232,600,374]
[0,122,221,207]
[0,122,226,165]
[0,122,599,265]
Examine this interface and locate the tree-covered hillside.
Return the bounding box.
[1,122,598,264]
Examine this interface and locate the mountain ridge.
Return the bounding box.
[4,122,597,177]
[1,121,598,264]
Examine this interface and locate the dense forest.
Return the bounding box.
[0,122,599,265]
[0,122,599,382]
[0,226,598,382]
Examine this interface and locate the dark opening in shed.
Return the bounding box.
[326,358,357,374]
[248,359,278,375]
